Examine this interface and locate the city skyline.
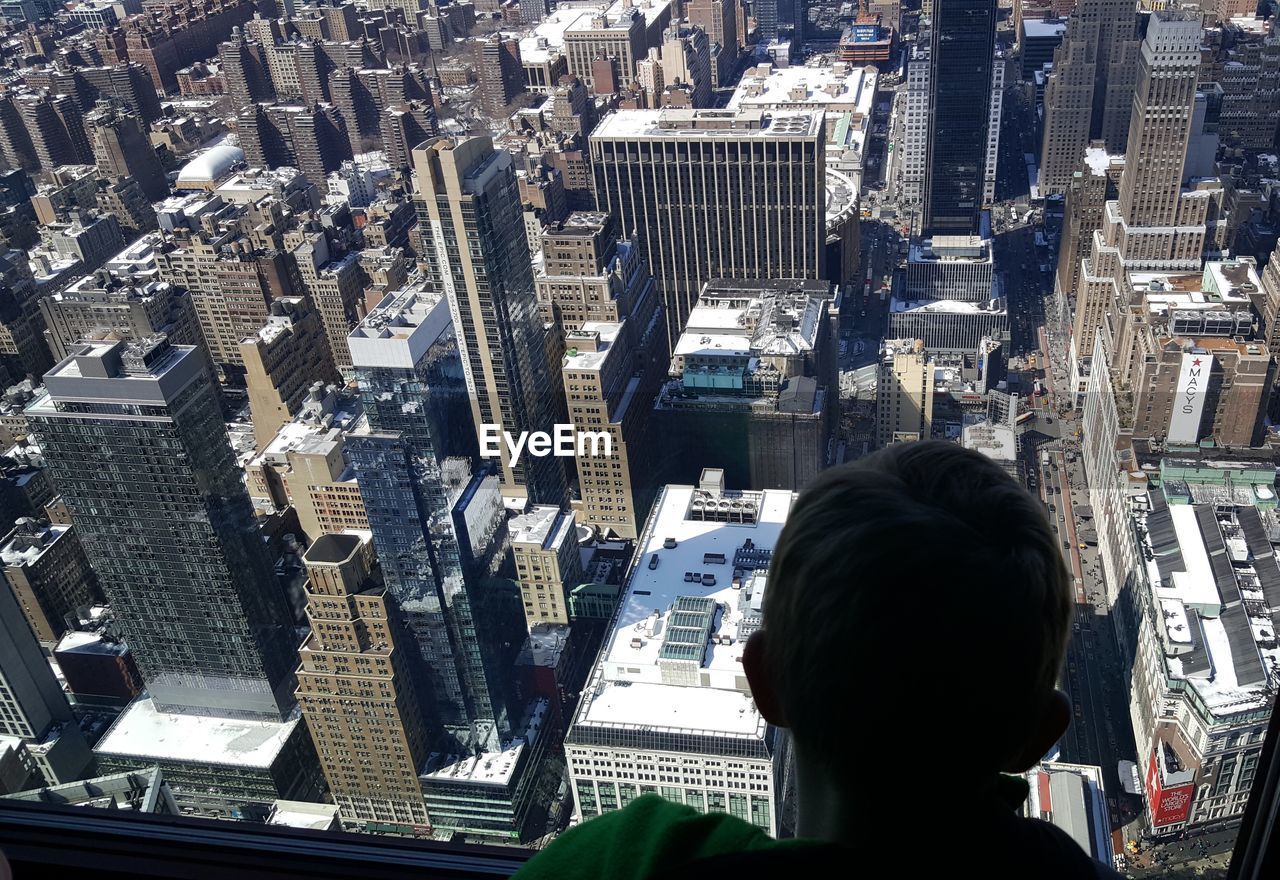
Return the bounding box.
[0,0,1277,872]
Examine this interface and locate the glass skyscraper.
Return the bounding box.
[923,0,997,235]
[346,287,525,753]
[26,338,298,720]
[412,135,569,508]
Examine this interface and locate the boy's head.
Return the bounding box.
[743,441,1073,782]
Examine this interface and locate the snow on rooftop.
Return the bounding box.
[95,697,301,769]
[573,481,793,735]
[96,695,300,767]
[1083,147,1119,177]
[1165,505,1223,611]
[673,332,751,358]
[267,801,340,830]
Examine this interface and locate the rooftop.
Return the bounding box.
[347,283,451,370]
[95,697,303,769]
[729,60,877,117]
[510,506,575,550]
[591,108,824,141]
[515,4,605,63]
[573,473,794,736]
[1138,490,1280,715]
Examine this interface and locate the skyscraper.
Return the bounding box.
[590,108,826,354]
[27,338,299,720]
[87,103,169,202]
[346,285,526,752]
[1037,0,1139,193]
[413,136,569,506]
[0,575,92,786]
[922,0,997,235]
[294,531,432,828]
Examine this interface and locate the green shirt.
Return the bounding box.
[514,776,1042,880]
[513,795,825,880]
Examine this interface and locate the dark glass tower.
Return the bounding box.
[923,0,997,236]
[27,338,298,720]
[412,135,569,508]
[346,287,525,753]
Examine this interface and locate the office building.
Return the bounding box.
[294,532,432,829]
[686,0,740,86]
[27,338,300,720]
[537,212,664,540]
[240,297,342,450]
[248,385,368,542]
[93,695,322,821]
[726,58,877,189]
[1037,0,1140,192]
[294,235,365,374]
[346,285,524,751]
[413,136,568,505]
[904,235,995,302]
[562,0,674,93]
[1,767,179,813]
[1058,147,1123,321]
[0,577,92,786]
[1116,464,1280,833]
[86,104,169,202]
[654,279,837,490]
[565,468,793,834]
[591,108,825,355]
[901,23,931,211]
[922,0,997,235]
[876,338,933,446]
[1113,12,1208,258]
[1,517,99,645]
[38,273,204,363]
[511,507,583,629]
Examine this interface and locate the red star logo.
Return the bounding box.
[1192,359,1202,367]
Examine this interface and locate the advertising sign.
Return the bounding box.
[1168,352,1213,444]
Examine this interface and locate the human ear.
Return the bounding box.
[1002,689,1071,773]
[743,630,789,728]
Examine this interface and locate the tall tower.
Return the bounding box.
[27,338,299,720]
[412,136,568,506]
[590,108,826,354]
[87,103,169,201]
[922,0,997,235]
[294,532,432,828]
[1038,0,1139,193]
[0,579,92,785]
[1116,11,1203,230]
[346,286,526,752]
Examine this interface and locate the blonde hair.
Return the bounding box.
[763,441,1072,776]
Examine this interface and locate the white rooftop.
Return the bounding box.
[95,697,301,770]
[573,478,794,736]
[267,800,340,830]
[1083,147,1121,177]
[592,108,824,141]
[729,60,877,117]
[515,4,605,63]
[1164,505,1222,611]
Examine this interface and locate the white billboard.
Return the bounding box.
[1168,352,1213,444]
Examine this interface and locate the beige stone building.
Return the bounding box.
[240,297,341,450]
[511,506,583,628]
[876,338,933,447]
[294,532,432,828]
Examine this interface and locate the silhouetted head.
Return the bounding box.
[744,440,1073,784]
